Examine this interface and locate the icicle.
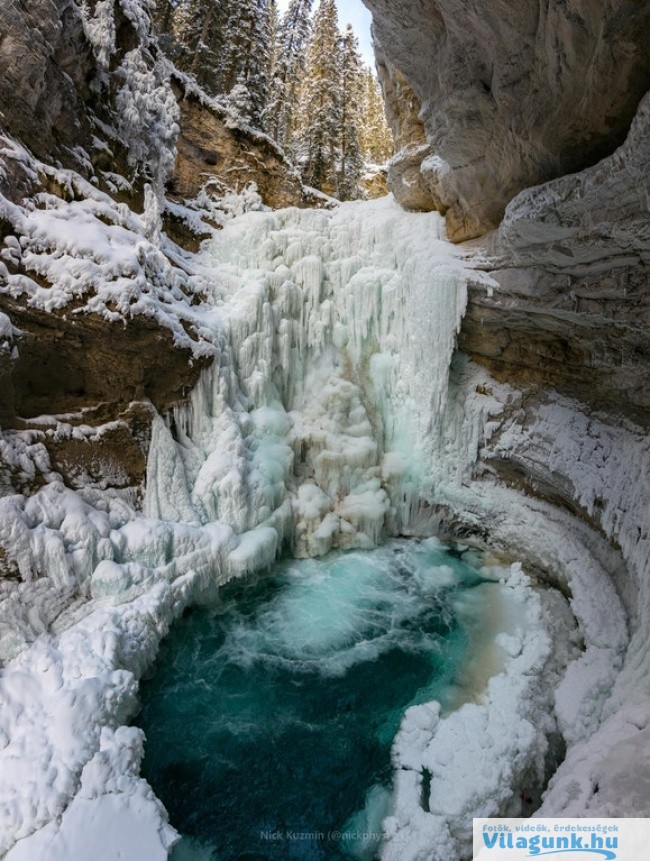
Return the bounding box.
[144,196,472,554]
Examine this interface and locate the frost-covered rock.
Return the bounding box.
[170,77,309,212]
[368,0,650,239]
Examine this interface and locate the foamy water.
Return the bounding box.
[136,539,518,860]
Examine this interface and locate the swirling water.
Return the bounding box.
[136,539,502,860]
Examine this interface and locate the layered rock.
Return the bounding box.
[460,92,650,418]
[170,80,307,211]
[367,0,650,240]
[0,137,212,507]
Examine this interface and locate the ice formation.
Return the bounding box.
[148,198,476,555]
[0,187,648,861]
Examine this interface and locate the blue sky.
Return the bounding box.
[277,0,375,66]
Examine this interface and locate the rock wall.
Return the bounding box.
[367,0,650,241]
[366,0,650,418]
[0,0,311,509]
[0,0,97,171]
[170,81,307,211]
[461,92,650,419]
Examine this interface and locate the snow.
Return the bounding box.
[0,574,200,857]
[0,172,648,861]
[80,0,117,70]
[7,792,174,861]
[482,398,650,822]
[0,312,15,341]
[115,52,179,182]
[76,0,176,185]
[0,157,214,359]
[6,727,175,861]
[227,525,279,576]
[79,0,153,64]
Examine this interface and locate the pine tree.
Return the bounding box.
[167,0,231,95]
[266,0,279,84]
[265,0,314,147]
[221,0,271,127]
[338,24,365,199]
[151,0,178,56]
[293,0,343,193]
[360,69,394,164]
[152,0,392,174]
[161,0,272,128]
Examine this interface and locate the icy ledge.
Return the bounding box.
[378,382,649,860]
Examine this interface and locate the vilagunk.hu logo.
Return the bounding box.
[473,818,650,861]
[482,830,617,858]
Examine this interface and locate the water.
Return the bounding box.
[136,539,503,861]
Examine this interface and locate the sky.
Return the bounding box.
[277,0,375,66]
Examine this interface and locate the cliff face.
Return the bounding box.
[171,82,308,211]
[366,0,650,419]
[0,0,97,172]
[460,92,650,418]
[367,0,650,241]
[363,0,650,834]
[0,0,309,507]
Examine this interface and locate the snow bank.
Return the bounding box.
[388,570,552,819]
[380,474,629,859]
[1,187,212,356]
[483,398,650,820]
[0,575,197,857]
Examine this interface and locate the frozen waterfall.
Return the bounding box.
[146,197,477,565]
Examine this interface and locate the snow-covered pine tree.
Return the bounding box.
[265,0,314,148]
[338,24,365,199]
[169,0,230,95]
[360,69,394,165]
[266,0,279,84]
[151,0,178,57]
[164,0,202,64]
[293,0,343,193]
[221,0,271,128]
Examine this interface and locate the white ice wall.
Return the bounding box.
[145,197,481,563]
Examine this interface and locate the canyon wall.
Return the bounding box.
[366,0,650,418]
[363,0,650,833]
[366,0,650,241]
